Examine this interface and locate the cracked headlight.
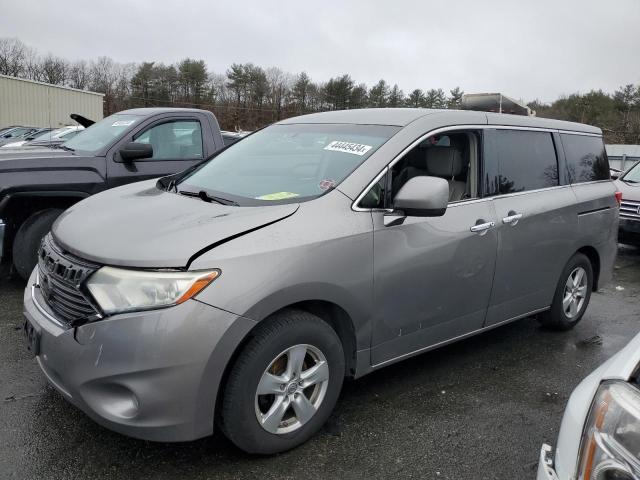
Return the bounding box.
[578,381,640,480]
[86,266,220,315]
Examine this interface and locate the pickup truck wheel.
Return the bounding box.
[12,209,64,280]
[538,253,593,331]
[220,310,345,454]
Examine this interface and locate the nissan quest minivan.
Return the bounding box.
[23,108,619,454]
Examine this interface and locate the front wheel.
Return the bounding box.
[538,253,593,331]
[220,310,345,454]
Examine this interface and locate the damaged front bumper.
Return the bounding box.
[537,444,560,480]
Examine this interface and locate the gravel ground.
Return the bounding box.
[1,246,639,480]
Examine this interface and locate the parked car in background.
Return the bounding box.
[0,126,38,145]
[615,160,640,246]
[0,107,225,279]
[610,167,622,180]
[221,130,251,146]
[0,127,55,148]
[2,126,85,148]
[538,330,640,480]
[22,108,618,454]
[0,125,25,136]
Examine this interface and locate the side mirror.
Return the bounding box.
[384,176,449,226]
[119,142,153,162]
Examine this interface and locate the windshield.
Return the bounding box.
[63,114,144,153]
[2,127,32,138]
[27,129,53,140]
[622,161,640,183]
[179,123,399,205]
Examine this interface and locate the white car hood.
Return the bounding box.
[554,330,640,479]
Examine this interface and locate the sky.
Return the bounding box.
[1,0,639,103]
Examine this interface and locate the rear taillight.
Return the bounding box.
[615,191,622,206]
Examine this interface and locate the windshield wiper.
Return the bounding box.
[178,189,239,206]
[57,144,75,152]
[622,178,638,184]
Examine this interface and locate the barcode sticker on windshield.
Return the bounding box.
[324,141,372,156]
[112,120,135,127]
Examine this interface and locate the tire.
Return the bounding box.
[12,209,64,280]
[220,310,345,454]
[538,253,593,331]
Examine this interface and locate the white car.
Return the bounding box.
[538,331,640,479]
[0,125,84,148]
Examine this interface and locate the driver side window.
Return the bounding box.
[133,120,203,160]
[390,131,479,203]
[357,130,480,210]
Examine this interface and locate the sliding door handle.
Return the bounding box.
[470,221,495,235]
[502,212,523,226]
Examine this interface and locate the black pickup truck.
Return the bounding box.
[0,107,225,279]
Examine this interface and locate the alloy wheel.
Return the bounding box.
[254,344,329,434]
[563,266,588,319]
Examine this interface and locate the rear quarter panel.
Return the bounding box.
[571,181,618,288]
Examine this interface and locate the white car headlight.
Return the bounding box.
[86,266,220,315]
[577,381,640,480]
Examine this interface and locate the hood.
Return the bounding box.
[70,113,95,128]
[598,329,640,382]
[52,180,299,268]
[615,178,640,202]
[0,146,71,161]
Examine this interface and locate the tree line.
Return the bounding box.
[1,37,639,143]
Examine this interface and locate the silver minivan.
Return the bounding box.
[23,108,619,453]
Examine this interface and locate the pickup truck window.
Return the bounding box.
[179,123,399,205]
[134,120,203,160]
[63,113,144,154]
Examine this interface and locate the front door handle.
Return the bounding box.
[470,221,495,234]
[502,212,523,226]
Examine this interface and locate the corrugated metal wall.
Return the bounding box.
[0,74,104,128]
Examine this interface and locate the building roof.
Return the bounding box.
[0,74,104,97]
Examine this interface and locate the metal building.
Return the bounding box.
[606,144,640,172]
[0,74,104,128]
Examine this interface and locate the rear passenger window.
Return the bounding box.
[560,134,609,183]
[483,130,558,196]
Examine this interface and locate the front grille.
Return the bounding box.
[37,234,101,326]
[620,199,640,221]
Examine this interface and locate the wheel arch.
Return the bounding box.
[212,299,359,433]
[1,191,88,257]
[575,245,601,291]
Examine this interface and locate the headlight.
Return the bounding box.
[86,266,220,315]
[577,381,640,480]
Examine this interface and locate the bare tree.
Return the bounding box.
[0,37,27,76]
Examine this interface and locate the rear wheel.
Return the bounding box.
[220,310,345,454]
[12,209,64,280]
[538,253,593,331]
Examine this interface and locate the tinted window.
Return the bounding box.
[483,130,558,196]
[561,134,609,183]
[134,120,203,160]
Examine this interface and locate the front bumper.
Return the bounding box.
[0,218,5,263]
[619,218,640,245]
[23,268,255,442]
[537,444,560,480]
